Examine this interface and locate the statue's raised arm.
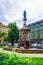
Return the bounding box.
[23,10,26,19]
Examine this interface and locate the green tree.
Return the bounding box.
[7,22,19,46]
[0,32,6,38]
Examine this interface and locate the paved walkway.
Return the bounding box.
[0,48,14,55]
[0,48,43,57]
[17,53,43,57]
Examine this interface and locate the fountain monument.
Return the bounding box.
[18,10,31,49]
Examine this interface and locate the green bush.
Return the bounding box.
[0,53,43,65]
[0,52,9,60]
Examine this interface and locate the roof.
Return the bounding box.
[0,22,8,27]
[27,19,43,27]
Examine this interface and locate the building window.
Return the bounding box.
[40,30,43,39]
[30,32,34,39]
[40,26,43,30]
[34,31,38,39]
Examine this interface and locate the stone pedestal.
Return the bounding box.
[18,40,20,48]
[24,42,26,49]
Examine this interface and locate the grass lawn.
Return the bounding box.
[0,52,43,65]
[0,45,3,48]
[21,57,43,65]
[32,57,43,65]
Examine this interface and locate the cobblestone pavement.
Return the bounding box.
[0,48,43,57]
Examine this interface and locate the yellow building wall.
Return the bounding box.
[0,23,8,44]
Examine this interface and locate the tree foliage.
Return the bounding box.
[0,32,6,38]
[7,22,19,46]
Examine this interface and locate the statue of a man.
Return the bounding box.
[23,10,26,19]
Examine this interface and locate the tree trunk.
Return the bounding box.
[11,41,14,46]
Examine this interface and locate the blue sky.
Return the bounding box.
[0,0,43,28]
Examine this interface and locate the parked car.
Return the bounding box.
[32,43,43,48]
[41,44,43,48]
[14,43,18,47]
[32,43,38,48]
[37,43,43,48]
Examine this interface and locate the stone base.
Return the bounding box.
[15,48,43,53]
[3,47,43,53]
[3,47,12,51]
[3,47,16,52]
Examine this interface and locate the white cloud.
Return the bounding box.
[0,0,43,28]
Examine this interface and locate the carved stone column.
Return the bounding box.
[24,41,26,49]
[18,40,20,48]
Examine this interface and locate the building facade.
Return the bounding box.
[27,19,43,43]
[0,22,8,43]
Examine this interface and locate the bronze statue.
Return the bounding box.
[23,10,26,19]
